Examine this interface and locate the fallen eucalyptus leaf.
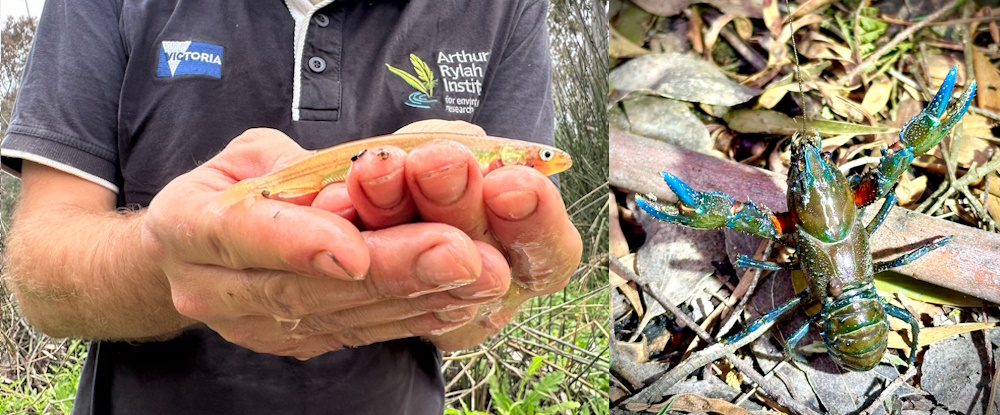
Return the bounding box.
[861,74,893,116]
[724,109,896,136]
[874,271,986,307]
[642,393,752,415]
[887,322,997,350]
[609,53,762,106]
[620,95,713,154]
[893,173,928,207]
[973,48,1000,113]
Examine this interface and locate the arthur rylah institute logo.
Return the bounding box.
[386,54,438,108]
[157,41,224,79]
[386,51,490,113]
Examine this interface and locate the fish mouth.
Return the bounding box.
[550,155,573,174]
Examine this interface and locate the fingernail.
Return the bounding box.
[485,190,538,221]
[312,251,363,280]
[359,166,406,209]
[414,244,478,286]
[466,261,508,299]
[415,162,468,205]
[434,306,475,322]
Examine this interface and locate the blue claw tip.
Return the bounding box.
[930,66,959,118]
[660,171,698,207]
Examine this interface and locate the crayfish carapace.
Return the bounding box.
[635,66,976,371]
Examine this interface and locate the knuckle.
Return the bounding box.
[171,290,209,320]
[261,275,307,319]
[299,313,346,335]
[330,330,362,348]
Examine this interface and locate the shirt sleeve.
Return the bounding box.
[0,0,127,193]
[472,0,554,147]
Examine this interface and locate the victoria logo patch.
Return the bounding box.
[157,41,224,79]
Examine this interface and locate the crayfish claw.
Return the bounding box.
[660,171,698,207]
[927,66,958,120]
[900,66,977,156]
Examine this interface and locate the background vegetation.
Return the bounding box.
[0,0,610,412]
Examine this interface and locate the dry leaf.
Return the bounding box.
[609,53,762,106]
[639,393,753,415]
[861,74,892,116]
[732,16,753,40]
[762,0,782,36]
[610,27,650,59]
[686,8,705,54]
[988,174,1000,224]
[758,83,800,109]
[617,338,650,363]
[612,253,645,318]
[799,31,854,61]
[888,322,997,351]
[610,191,630,259]
[788,0,836,19]
[816,82,869,123]
[926,55,969,87]
[894,172,928,206]
[704,15,735,52]
[973,48,1000,113]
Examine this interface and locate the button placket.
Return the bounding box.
[314,14,330,27]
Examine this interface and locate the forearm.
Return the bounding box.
[6,203,195,340]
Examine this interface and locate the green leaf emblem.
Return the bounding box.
[386,53,437,97]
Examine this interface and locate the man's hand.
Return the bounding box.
[336,120,583,351]
[142,128,510,359]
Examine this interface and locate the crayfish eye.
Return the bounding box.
[539,149,554,161]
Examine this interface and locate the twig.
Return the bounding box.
[858,366,918,415]
[837,0,963,85]
[611,256,820,415]
[716,240,775,340]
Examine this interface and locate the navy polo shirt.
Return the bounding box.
[0,0,554,413]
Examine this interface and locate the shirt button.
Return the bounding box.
[314,14,329,27]
[308,57,326,73]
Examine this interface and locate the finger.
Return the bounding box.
[165,262,380,324]
[195,199,369,281]
[364,223,482,297]
[209,316,346,360]
[345,146,417,229]
[170,223,486,320]
[295,297,481,336]
[483,167,582,293]
[294,242,510,336]
[444,241,510,300]
[203,128,312,182]
[393,119,486,135]
[223,307,476,359]
[325,308,476,348]
[405,140,497,248]
[312,182,356,221]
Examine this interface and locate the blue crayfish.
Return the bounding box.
[636,67,976,371]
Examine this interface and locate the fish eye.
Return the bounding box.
[539,149,554,161]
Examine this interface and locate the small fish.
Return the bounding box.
[218,132,572,207]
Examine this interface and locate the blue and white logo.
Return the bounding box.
[157,41,224,78]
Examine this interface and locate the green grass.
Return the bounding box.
[0,339,86,415]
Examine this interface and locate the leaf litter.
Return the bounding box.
[610,0,1000,413]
